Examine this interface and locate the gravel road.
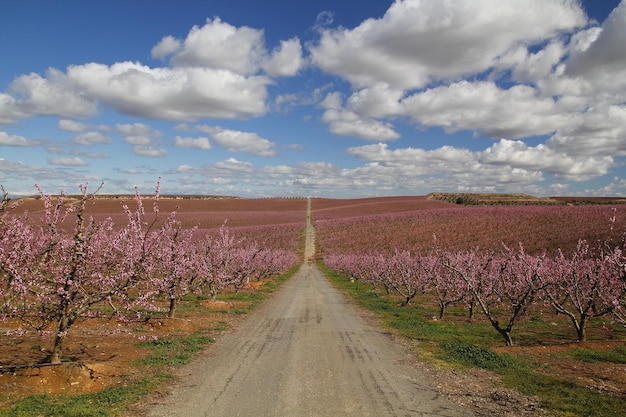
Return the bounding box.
[144,200,472,417]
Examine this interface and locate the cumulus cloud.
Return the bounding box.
[67,62,270,121]
[546,105,626,157]
[169,18,266,74]
[72,131,110,146]
[566,2,626,81]
[263,38,303,77]
[309,0,586,90]
[0,132,35,147]
[0,17,303,126]
[213,157,254,172]
[173,136,212,150]
[480,139,614,180]
[0,158,31,173]
[8,69,98,119]
[320,92,400,141]
[400,81,570,138]
[116,123,162,138]
[158,18,304,78]
[344,138,613,192]
[151,35,181,60]
[197,125,276,156]
[308,0,626,157]
[48,157,88,167]
[132,146,167,157]
[0,93,27,124]
[58,119,89,132]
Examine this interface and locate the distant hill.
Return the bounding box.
[427,192,626,206]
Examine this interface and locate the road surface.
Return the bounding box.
[145,199,471,417]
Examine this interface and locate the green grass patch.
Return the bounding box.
[441,340,518,372]
[569,346,626,364]
[134,334,215,367]
[0,374,170,417]
[321,262,626,417]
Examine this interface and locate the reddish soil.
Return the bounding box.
[2,195,625,414]
[0,297,253,406]
[11,195,307,230]
[494,341,626,399]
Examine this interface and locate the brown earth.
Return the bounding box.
[1,288,625,416]
[0,298,246,405]
[2,196,625,416]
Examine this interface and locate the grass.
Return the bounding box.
[0,374,171,417]
[441,339,520,372]
[569,346,626,364]
[320,262,626,417]
[134,334,215,367]
[138,334,216,364]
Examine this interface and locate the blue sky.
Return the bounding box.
[1,0,625,198]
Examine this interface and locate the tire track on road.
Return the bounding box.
[144,198,471,417]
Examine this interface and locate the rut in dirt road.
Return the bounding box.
[145,198,471,417]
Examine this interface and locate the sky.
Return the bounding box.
[1,0,625,198]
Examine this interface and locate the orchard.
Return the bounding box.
[0,182,299,365]
[322,207,626,347]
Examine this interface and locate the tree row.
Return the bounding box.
[0,183,299,364]
[324,233,626,347]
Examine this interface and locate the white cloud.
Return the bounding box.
[162,18,304,78]
[198,126,276,156]
[309,0,586,90]
[0,158,31,173]
[262,165,294,177]
[116,123,162,138]
[170,18,265,75]
[115,123,162,147]
[213,157,254,172]
[67,62,270,121]
[133,146,167,157]
[174,164,197,173]
[401,81,568,138]
[321,107,400,141]
[345,83,404,119]
[173,136,212,150]
[263,38,303,77]
[480,139,613,180]
[345,138,612,190]
[151,35,181,60]
[0,132,33,147]
[70,149,109,159]
[124,136,152,146]
[546,105,626,157]
[48,157,87,167]
[8,68,98,118]
[0,93,26,124]
[495,41,567,82]
[320,92,400,141]
[566,2,626,81]
[72,131,110,146]
[58,119,89,132]
[313,11,334,31]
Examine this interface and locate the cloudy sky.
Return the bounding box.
[1,0,625,197]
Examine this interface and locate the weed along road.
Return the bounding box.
[145,199,471,417]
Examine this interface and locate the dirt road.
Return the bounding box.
[144,199,471,417]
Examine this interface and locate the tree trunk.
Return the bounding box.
[168,297,177,318]
[573,316,587,342]
[467,299,476,319]
[490,321,513,346]
[49,314,71,364]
